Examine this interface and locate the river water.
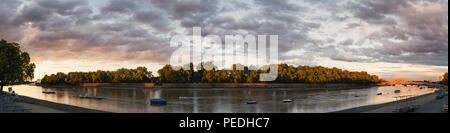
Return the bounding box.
[5,85,436,113]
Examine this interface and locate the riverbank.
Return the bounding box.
[334,83,447,113]
[334,91,443,113]
[22,95,110,113]
[1,92,109,113]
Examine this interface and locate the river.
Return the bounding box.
[5,85,436,113]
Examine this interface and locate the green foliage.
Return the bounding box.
[0,39,35,91]
[441,72,448,85]
[41,67,153,85]
[156,63,383,84]
[41,62,383,85]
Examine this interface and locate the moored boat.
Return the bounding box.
[394,90,401,93]
[246,100,258,104]
[85,94,94,99]
[150,98,167,105]
[282,99,293,103]
[79,94,95,99]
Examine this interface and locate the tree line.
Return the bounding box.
[41,67,154,85]
[41,63,384,85]
[157,63,383,84]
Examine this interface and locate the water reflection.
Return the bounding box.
[6,85,436,113]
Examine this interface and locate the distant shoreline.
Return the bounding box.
[37,83,378,90]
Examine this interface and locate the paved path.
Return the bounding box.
[414,94,447,113]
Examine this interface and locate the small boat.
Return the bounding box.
[95,96,104,100]
[42,91,56,94]
[394,90,401,93]
[85,94,94,98]
[79,94,94,99]
[377,92,382,95]
[354,95,360,97]
[419,87,423,89]
[282,99,293,103]
[246,100,258,104]
[150,99,167,105]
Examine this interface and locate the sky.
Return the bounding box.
[0,0,448,81]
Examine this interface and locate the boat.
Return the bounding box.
[85,94,94,98]
[79,94,94,99]
[95,96,105,100]
[246,100,258,104]
[377,92,382,95]
[42,91,56,94]
[150,99,167,105]
[354,95,360,97]
[394,90,401,93]
[282,99,293,103]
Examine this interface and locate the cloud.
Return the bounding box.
[101,0,137,14]
[344,0,448,66]
[0,0,447,80]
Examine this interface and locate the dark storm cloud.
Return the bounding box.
[0,0,22,25]
[101,0,137,14]
[0,0,176,64]
[133,10,173,31]
[12,4,52,25]
[0,0,26,41]
[2,0,321,64]
[255,0,303,12]
[147,0,322,63]
[337,39,354,46]
[36,0,87,15]
[346,0,413,23]
[341,0,448,66]
[151,0,220,28]
[345,23,361,29]
[0,0,447,68]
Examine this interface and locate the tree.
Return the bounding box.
[0,39,35,91]
[153,62,383,84]
[441,72,448,85]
